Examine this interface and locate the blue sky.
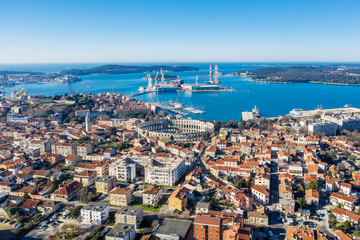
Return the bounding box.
[1,0,360,63]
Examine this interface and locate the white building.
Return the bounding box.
[288,164,303,176]
[251,185,270,205]
[6,113,32,124]
[254,174,270,190]
[144,157,185,186]
[308,120,338,136]
[109,159,136,182]
[81,202,110,224]
[110,155,186,186]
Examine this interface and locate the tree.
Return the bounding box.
[85,232,104,240]
[343,220,352,233]
[193,190,203,197]
[297,197,306,209]
[203,131,211,141]
[22,193,31,203]
[239,178,247,188]
[77,136,90,144]
[170,135,174,141]
[61,223,81,237]
[298,181,305,196]
[110,127,117,136]
[69,206,83,218]
[332,182,337,192]
[326,171,332,177]
[306,181,318,190]
[151,219,160,228]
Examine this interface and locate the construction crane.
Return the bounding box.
[68,83,76,95]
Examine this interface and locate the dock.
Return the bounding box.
[297,107,360,117]
[153,102,189,116]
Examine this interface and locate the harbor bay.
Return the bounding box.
[3,63,360,121]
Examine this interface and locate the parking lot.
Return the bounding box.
[25,212,79,239]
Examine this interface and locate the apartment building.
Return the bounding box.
[109,187,133,206]
[330,192,357,211]
[142,185,162,207]
[144,157,185,186]
[51,181,83,202]
[77,143,93,156]
[105,223,136,240]
[251,185,270,205]
[95,175,117,194]
[51,142,77,156]
[332,207,360,225]
[29,140,51,153]
[81,202,110,224]
[109,159,136,182]
[115,206,143,228]
[74,170,97,186]
[168,187,190,212]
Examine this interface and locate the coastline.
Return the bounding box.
[243,77,360,86]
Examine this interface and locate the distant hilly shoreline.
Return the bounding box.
[234,65,360,85]
[0,64,201,76]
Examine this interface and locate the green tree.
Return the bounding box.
[110,127,117,136]
[239,178,247,188]
[306,181,318,190]
[329,212,335,221]
[332,182,337,192]
[22,193,31,203]
[203,131,211,141]
[343,220,352,233]
[297,197,306,209]
[70,206,83,218]
[298,181,305,196]
[77,135,90,144]
[169,135,174,141]
[193,190,203,197]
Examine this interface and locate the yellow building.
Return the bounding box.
[168,187,190,212]
[95,175,117,194]
[109,187,133,206]
[73,170,97,186]
[12,186,36,198]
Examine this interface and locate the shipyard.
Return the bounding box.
[138,64,236,94]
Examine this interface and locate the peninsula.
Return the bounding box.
[235,65,360,85]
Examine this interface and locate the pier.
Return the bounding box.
[153,102,189,116]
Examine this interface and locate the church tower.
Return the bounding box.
[85,113,91,132]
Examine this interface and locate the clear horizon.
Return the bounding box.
[2,0,360,63]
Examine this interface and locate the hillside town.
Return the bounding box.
[1,92,360,240]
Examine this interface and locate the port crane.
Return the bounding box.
[68,83,76,95]
[154,71,159,84]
